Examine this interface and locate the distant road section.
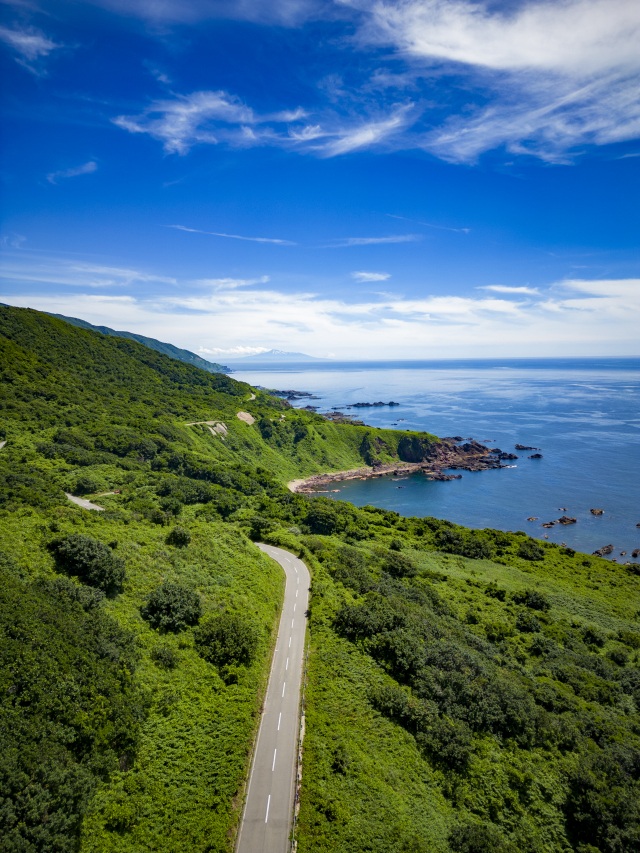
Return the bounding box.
[65,493,105,511]
[236,544,310,853]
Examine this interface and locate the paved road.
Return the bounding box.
[236,544,310,853]
[65,493,105,511]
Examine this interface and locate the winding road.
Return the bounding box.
[236,544,310,853]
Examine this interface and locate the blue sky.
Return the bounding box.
[1,0,639,359]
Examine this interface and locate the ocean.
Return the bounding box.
[230,359,640,561]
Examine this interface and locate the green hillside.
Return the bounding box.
[49,311,231,374]
[1,305,638,853]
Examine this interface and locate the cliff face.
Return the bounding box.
[398,436,505,471]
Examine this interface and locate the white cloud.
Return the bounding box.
[4,266,638,358]
[169,224,296,245]
[192,276,270,289]
[329,234,422,247]
[199,345,270,355]
[0,257,177,289]
[0,24,60,66]
[360,0,639,75]
[479,285,540,295]
[387,214,470,234]
[113,91,256,154]
[352,271,391,282]
[47,161,98,185]
[316,107,413,156]
[350,0,640,162]
[113,88,413,159]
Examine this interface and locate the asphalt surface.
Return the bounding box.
[64,493,105,511]
[236,544,310,853]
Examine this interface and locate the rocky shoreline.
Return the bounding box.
[288,438,509,493]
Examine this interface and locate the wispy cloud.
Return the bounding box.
[47,161,98,185]
[3,274,639,357]
[387,214,470,234]
[351,271,391,282]
[91,0,333,27]
[353,0,640,163]
[317,107,413,156]
[113,87,414,159]
[0,232,26,250]
[199,345,270,356]
[169,224,296,245]
[0,257,177,289]
[113,91,256,154]
[192,276,270,289]
[479,285,540,296]
[0,24,61,73]
[328,234,422,247]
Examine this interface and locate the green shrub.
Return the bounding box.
[49,534,125,595]
[140,582,201,632]
[0,567,140,853]
[518,540,545,561]
[194,612,259,667]
[165,526,191,547]
[306,499,344,535]
[73,474,101,495]
[516,610,541,633]
[382,550,417,578]
[449,821,515,853]
[512,589,550,611]
[150,643,178,669]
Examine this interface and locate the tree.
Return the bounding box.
[383,550,417,578]
[140,582,201,632]
[518,540,545,561]
[306,499,344,535]
[194,612,259,667]
[449,822,515,853]
[165,526,191,547]
[512,589,550,611]
[49,534,125,595]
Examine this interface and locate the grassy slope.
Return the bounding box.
[1,305,639,853]
[280,526,640,853]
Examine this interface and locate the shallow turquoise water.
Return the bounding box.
[232,359,640,560]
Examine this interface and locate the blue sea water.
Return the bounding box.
[231,359,640,560]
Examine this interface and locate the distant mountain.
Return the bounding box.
[48,313,231,373]
[226,349,327,364]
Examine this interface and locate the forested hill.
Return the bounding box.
[48,311,231,374]
[1,304,639,853]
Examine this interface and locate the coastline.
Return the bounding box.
[288,438,506,493]
[288,462,432,493]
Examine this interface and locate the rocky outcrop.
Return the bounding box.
[590,508,604,516]
[592,544,614,557]
[289,436,511,493]
[516,444,539,450]
[529,453,543,459]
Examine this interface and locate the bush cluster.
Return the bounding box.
[140,582,201,632]
[49,534,125,595]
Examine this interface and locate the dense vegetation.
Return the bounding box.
[49,311,230,373]
[1,305,638,852]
